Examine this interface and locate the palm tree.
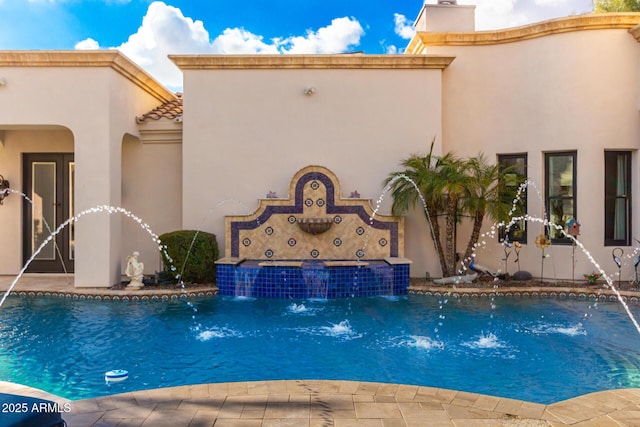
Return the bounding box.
[387,146,516,278]
[432,152,469,276]
[385,140,448,275]
[385,141,469,277]
[459,154,514,270]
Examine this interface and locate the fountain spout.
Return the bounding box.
[296,217,333,235]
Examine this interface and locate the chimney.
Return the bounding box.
[414,1,475,33]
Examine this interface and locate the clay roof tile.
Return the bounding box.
[136,93,183,123]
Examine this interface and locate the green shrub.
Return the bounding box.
[158,230,218,284]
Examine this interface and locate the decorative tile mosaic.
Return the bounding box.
[224,165,404,260]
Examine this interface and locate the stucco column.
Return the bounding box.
[73,129,122,287]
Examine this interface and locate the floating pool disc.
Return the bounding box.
[105,369,128,383]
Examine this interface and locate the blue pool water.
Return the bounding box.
[1,294,640,403]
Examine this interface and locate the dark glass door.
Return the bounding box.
[23,153,74,273]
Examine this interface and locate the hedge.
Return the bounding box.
[158,230,218,284]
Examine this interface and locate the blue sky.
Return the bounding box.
[0,0,595,91]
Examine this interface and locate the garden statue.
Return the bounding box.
[535,234,550,282]
[612,247,623,288]
[502,240,512,276]
[126,251,144,289]
[567,219,580,280]
[511,241,532,281]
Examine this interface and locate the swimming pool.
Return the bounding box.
[1,294,639,404]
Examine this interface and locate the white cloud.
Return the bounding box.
[393,13,415,39]
[75,2,364,91]
[534,0,570,5]
[278,17,364,54]
[210,28,279,54]
[386,45,399,54]
[115,1,212,89]
[75,38,100,50]
[455,0,593,30]
[468,0,528,30]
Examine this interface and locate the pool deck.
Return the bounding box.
[3,380,640,427]
[2,274,640,426]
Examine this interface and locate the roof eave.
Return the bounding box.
[169,54,455,70]
[0,50,176,103]
[413,13,640,47]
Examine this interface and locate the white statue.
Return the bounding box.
[126,251,144,289]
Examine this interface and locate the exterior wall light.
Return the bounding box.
[0,175,9,205]
[303,87,316,96]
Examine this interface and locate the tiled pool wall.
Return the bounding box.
[216,260,410,298]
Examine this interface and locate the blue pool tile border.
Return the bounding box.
[2,286,638,304]
[216,261,410,299]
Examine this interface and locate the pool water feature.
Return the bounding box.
[1,294,639,404]
[216,165,412,298]
[216,259,409,298]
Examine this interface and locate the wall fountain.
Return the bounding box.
[215,165,411,298]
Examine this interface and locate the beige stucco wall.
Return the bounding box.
[176,55,450,279]
[0,51,176,287]
[424,26,640,280]
[121,135,182,275]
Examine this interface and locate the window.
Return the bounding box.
[498,153,527,243]
[604,151,631,246]
[545,151,576,244]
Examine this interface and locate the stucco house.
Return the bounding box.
[1,2,639,287]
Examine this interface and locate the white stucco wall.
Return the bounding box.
[427,28,640,280]
[178,56,449,278]
[98,69,178,284]
[0,51,175,286]
[0,66,115,285]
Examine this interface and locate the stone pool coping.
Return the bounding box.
[2,274,639,304]
[0,274,217,300]
[2,379,640,426]
[409,284,640,304]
